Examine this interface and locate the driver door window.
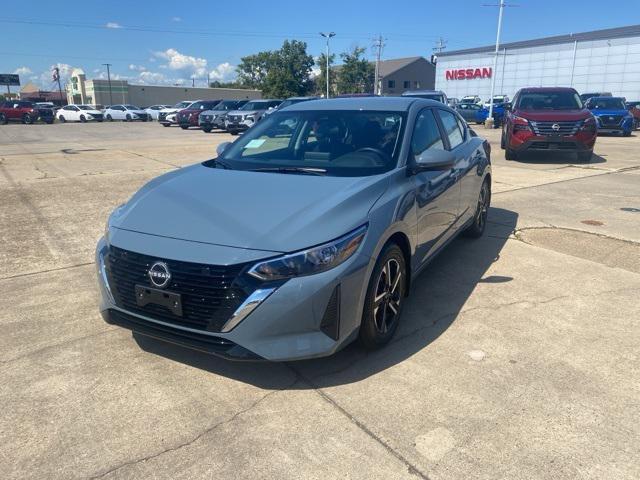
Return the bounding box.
[411,109,445,157]
[436,109,464,149]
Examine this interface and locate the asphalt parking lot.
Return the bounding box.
[1,121,639,479]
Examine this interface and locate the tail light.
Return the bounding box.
[512,115,532,133]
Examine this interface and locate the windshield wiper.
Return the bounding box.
[213,158,233,169]
[249,167,327,176]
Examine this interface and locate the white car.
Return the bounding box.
[144,105,171,120]
[104,104,150,122]
[56,104,104,122]
[158,100,197,126]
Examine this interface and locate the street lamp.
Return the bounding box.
[320,32,336,98]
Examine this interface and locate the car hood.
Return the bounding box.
[127,110,147,115]
[110,163,389,253]
[82,110,103,115]
[228,109,261,117]
[160,107,184,113]
[590,109,629,116]
[515,109,591,121]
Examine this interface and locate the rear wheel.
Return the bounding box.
[162,123,170,127]
[58,115,66,123]
[577,151,592,162]
[202,127,212,133]
[0,113,6,124]
[80,115,86,123]
[106,114,113,121]
[180,125,189,130]
[359,244,406,350]
[463,179,491,238]
[22,113,33,124]
[125,114,131,122]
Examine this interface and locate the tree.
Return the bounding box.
[337,46,375,94]
[235,40,315,98]
[209,80,251,89]
[314,53,336,97]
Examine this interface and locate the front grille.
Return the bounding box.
[158,112,168,121]
[105,246,254,332]
[598,115,622,127]
[528,141,577,150]
[92,113,103,120]
[227,114,243,123]
[530,120,582,136]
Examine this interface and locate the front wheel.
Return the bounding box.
[0,113,6,124]
[106,114,113,122]
[162,123,170,127]
[180,125,188,130]
[125,114,131,122]
[202,127,212,133]
[58,115,66,123]
[463,179,491,238]
[359,244,406,350]
[505,148,518,160]
[22,114,33,124]
[80,115,86,123]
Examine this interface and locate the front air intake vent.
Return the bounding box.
[320,285,341,340]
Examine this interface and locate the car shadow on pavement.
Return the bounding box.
[511,151,606,165]
[134,207,518,389]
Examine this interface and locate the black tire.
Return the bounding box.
[180,125,189,130]
[45,120,54,124]
[229,130,239,136]
[80,115,86,123]
[202,127,212,133]
[623,130,631,137]
[505,148,518,160]
[162,123,170,127]
[577,151,592,162]
[359,244,407,350]
[58,115,66,123]
[463,178,491,238]
[500,131,505,149]
[125,114,131,122]
[0,113,6,124]
[22,114,33,124]
[107,114,113,122]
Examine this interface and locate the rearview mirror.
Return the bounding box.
[409,149,455,175]
[216,142,231,156]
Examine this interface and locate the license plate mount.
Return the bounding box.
[135,285,183,316]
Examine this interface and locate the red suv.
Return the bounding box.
[501,87,596,162]
[176,100,221,129]
[0,100,55,124]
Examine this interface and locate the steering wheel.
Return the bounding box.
[355,147,390,162]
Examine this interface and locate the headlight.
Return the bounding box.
[248,225,367,281]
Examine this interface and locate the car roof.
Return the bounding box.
[285,96,431,112]
[590,96,625,100]
[518,87,578,93]
[402,90,445,95]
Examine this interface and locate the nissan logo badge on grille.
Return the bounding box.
[148,261,171,288]
[551,123,561,131]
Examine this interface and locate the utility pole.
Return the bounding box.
[373,35,386,95]
[319,32,336,98]
[102,63,113,105]
[192,77,195,87]
[483,1,517,126]
[433,37,447,53]
[53,67,63,105]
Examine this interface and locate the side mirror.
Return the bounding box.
[503,103,512,111]
[216,142,231,156]
[408,149,455,175]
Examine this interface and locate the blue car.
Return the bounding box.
[586,96,634,136]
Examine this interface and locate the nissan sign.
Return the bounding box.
[445,68,492,80]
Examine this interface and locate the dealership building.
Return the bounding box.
[435,24,640,101]
[65,68,261,106]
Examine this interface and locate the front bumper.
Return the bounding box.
[509,133,595,153]
[95,233,372,361]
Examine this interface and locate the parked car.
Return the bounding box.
[198,100,247,133]
[586,96,634,136]
[158,101,197,126]
[484,95,509,108]
[447,97,459,108]
[459,95,482,105]
[401,90,448,104]
[96,96,491,361]
[56,104,104,122]
[0,100,55,124]
[224,99,282,135]
[176,100,222,129]
[104,105,150,122]
[626,101,640,129]
[263,96,319,116]
[145,105,172,120]
[580,92,612,103]
[501,87,596,162]
[456,103,486,124]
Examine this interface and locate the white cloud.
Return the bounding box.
[128,64,147,72]
[14,66,32,75]
[310,66,321,78]
[105,22,122,29]
[137,71,169,85]
[171,16,182,22]
[209,62,236,82]
[154,48,208,77]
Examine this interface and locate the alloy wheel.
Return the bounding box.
[373,258,403,334]
[476,182,490,230]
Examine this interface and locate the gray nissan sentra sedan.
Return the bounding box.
[96,97,491,361]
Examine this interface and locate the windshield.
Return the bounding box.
[588,98,626,110]
[517,92,582,110]
[241,101,270,111]
[124,105,140,110]
[78,105,93,110]
[278,98,313,109]
[214,101,238,111]
[173,101,191,109]
[212,110,405,177]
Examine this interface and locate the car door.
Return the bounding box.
[411,108,462,264]
[69,106,80,121]
[9,102,21,120]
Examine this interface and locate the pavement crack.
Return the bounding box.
[85,378,299,480]
[288,365,431,480]
[0,262,93,282]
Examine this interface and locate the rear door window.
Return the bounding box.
[436,109,464,149]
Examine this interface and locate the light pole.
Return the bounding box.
[102,63,113,105]
[320,32,335,98]
[485,1,508,127]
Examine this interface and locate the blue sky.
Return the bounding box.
[1,0,638,90]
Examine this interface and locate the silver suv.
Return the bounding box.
[224,99,282,134]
